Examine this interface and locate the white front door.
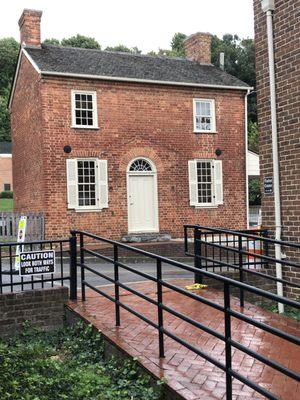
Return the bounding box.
[128,174,158,233]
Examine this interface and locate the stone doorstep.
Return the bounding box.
[121,233,172,243]
[65,305,183,400]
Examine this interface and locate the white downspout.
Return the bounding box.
[261,0,284,312]
[245,89,250,229]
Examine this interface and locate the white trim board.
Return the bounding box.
[41,70,251,91]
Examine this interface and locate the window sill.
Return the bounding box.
[193,205,219,209]
[194,131,218,134]
[73,208,102,213]
[71,125,99,130]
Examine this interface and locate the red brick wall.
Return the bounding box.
[184,33,212,64]
[0,287,68,336]
[11,54,45,212]
[12,66,247,239]
[254,0,300,297]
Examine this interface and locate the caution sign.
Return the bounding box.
[19,250,55,276]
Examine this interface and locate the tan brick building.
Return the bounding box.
[0,142,13,192]
[10,9,250,239]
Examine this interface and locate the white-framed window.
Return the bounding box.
[193,99,216,133]
[71,90,98,129]
[188,159,223,207]
[66,158,108,211]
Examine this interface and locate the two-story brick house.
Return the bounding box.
[9,9,250,239]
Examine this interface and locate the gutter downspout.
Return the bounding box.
[261,0,284,312]
[245,89,251,229]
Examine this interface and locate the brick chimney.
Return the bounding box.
[184,32,212,64]
[18,9,42,47]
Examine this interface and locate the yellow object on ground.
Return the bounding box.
[185,283,208,290]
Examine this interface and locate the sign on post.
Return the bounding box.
[14,216,27,270]
[264,177,273,194]
[19,250,56,276]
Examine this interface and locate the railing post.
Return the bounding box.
[224,282,232,400]
[114,244,120,326]
[157,258,165,358]
[80,232,86,301]
[69,231,77,300]
[238,235,244,308]
[194,228,203,284]
[263,230,269,269]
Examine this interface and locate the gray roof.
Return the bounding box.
[0,142,12,154]
[25,45,249,89]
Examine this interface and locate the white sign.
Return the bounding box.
[19,250,55,276]
[14,216,27,270]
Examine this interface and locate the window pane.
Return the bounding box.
[74,92,95,126]
[196,161,212,204]
[77,160,97,207]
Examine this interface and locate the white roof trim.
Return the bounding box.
[41,70,251,91]
[23,48,41,74]
[0,154,12,158]
[8,47,41,110]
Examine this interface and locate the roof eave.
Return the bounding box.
[41,70,251,91]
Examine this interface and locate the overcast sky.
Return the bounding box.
[2,0,254,52]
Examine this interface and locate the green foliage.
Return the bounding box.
[0,38,19,142]
[248,121,259,153]
[0,95,11,141]
[43,38,61,46]
[0,322,163,400]
[249,178,261,206]
[0,190,13,198]
[149,32,186,57]
[260,302,300,321]
[105,45,142,54]
[0,38,19,96]
[61,34,101,49]
[170,33,187,56]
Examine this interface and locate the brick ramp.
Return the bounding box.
[68,280,299,400]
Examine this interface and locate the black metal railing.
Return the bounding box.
[0,237,73,294]
[72,230,300,400]
[184,225,300,307]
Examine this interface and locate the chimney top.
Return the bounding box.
[18,9,43,47]
[184,32,212,65]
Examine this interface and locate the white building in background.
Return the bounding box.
[247,151,261,227]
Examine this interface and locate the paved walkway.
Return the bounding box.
[68,279,300,400]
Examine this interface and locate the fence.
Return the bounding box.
[71,230,300,400]
[0,236,72,294]
[184,225,300,306]
[0,212,44,242]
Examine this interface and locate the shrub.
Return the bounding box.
[0,322,164,400]
[0,190,13,198]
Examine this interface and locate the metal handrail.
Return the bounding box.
[73,230,300,400]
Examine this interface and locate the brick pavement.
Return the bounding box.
[68,279,300,400]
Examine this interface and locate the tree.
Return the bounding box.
[0,38,19,96]
[61,34,100,49]
[148,32,186,57]
[170,33,187,56]
[248,121,259,153]
[0,38,19,142]
[105,45,141,54]
[43,38,61,46]
[249,178,261,205]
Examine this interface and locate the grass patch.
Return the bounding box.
[0,198,13,211]
[0,322,164,400]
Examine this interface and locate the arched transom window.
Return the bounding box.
[129,159,153,172]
